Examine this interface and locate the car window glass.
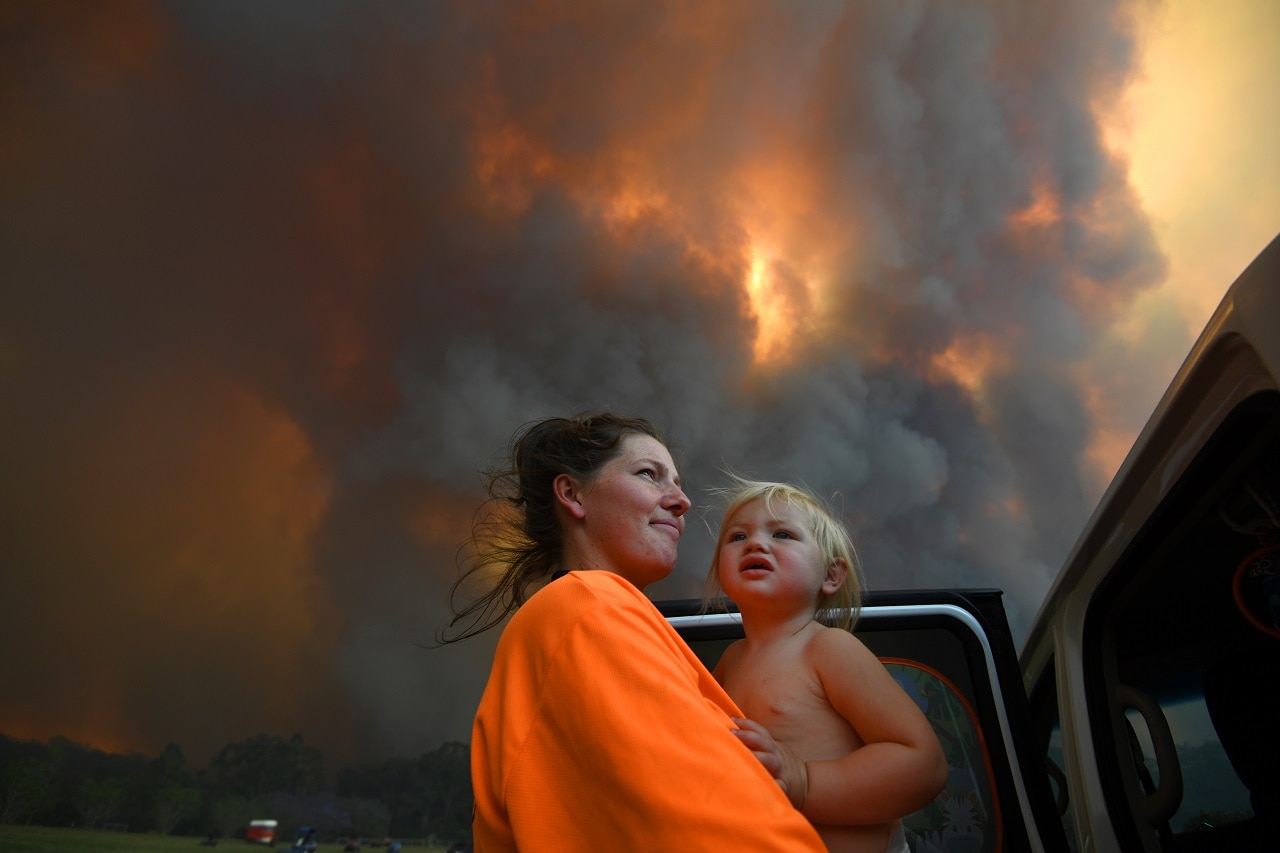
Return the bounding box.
[1124,681,1252,831]
[683,620,1012,852]
[887,660,1001,852]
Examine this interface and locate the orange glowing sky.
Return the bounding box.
[1085,0,1280,486]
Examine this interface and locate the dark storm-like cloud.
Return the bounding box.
[1,0,1166,765]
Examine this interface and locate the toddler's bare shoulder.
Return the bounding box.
[805,624,877,663]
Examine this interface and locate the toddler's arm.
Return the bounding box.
[799,629,947,825]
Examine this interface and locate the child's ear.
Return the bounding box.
[821,558,848,594]
[553,473,588,520]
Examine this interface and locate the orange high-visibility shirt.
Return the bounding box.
[471,570,825,851]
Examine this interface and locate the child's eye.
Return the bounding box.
[727,531,746,542]
[773,530,794,539]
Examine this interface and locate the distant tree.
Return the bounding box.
[334,742,472,840]
[201,734,323,800]
[150,743,191,786]
[40,736,151,829]
[306,791,354,837]
[153,784,202,834]
[258,790,310,839]
[418,741,470,840]
[209,794,254,839]
[336,756,426,837]
[260,789,365,838]
[75,777,126,828]
[0,756,57,824]
[346,797,390,838]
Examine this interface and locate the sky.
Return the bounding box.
[2,0,1277,774]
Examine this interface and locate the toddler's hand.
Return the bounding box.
[731,717,809,810]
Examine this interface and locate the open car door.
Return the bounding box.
[663,589,1069,852]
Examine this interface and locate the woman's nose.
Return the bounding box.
[666,485,691,516]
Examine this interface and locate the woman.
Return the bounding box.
[445,412,824,851]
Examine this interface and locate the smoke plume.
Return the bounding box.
[0,0,1171,767]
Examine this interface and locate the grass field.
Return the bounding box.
[0,826,449,853]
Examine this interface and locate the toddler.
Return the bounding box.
[708,478,947,853]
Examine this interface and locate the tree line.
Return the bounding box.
[0,732,471,844]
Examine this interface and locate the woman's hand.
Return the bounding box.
[731,717,809,810]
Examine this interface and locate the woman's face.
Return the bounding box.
[574,433,691,589]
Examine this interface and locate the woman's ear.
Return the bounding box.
[822,557,848,594]
[553,473,588,520]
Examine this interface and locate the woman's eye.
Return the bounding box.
[638,468,656,479]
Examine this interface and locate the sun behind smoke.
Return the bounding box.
[746,246,785,365]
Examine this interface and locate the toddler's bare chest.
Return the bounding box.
[725,654,861,757]
[730,658,827,724]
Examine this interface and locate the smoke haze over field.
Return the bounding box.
[2,0,1276,771]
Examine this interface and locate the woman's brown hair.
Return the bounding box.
[440,411,667,643]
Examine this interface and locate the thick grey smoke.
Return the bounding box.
[0,0,1168,767]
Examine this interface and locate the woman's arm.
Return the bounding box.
[483,573,826,850]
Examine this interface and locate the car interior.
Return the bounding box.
[1037,388,1280,851]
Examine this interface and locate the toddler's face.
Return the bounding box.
[716,499,828,609]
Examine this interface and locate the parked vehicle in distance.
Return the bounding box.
[246,819,278,845]
[664,233,1280,852]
